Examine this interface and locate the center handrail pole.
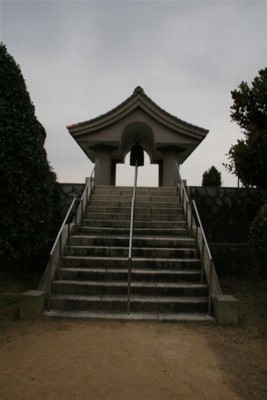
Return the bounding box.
[128,162,138,314]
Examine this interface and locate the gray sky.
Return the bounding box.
[1,0,267,186]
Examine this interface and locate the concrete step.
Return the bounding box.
[61,256,201,269]
[87,206,183,216]
[90,195,180,208]
[50,294,209,313]
[52,280,208,297]
[44,309,215,322]
[60,267,202,282]
[91,194,179,202]
[81,219,186,229]
[94,190,178,198]
[89,200,180,208]
[86,212,184,222]
[94,186,177,195]
[69,235,196,248]
[79,226,188,236]
[67,246,198,258]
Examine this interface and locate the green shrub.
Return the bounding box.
[249,203,267,277]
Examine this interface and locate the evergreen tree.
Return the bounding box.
[0,43,62,271]
[249,203,267,277]
[202,166,222,187]
[224,68,267,189]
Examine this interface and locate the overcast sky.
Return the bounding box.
[1,0,267,186]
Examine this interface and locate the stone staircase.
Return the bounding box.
[45,186,213,321]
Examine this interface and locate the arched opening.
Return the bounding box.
[114,121,158,186]
[120,121,155,158]
[115,151,159,187]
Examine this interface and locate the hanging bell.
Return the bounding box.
[130,140,144,167]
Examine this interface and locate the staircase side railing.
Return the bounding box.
[127,163,138,314]
[74,160,99,233]
[38,161,99,310]
[175,162,222,314]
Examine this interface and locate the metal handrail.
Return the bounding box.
[41,161,99,310]
[192,200,214,314]
[192,200,213,261]
[176,162,193,235]
[75,160,99,229]
[127,162,138,313]
[47,197,77,309]
[175,162,222,314]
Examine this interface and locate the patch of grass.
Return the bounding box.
[209,277,267,400]
[220,276,267,342]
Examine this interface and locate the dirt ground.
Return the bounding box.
[0,319,244,400]
[0,274,266,400]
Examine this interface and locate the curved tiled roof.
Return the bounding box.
[67,86,208,136]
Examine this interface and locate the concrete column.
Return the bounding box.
[20,290,45,320]
[157,160,163,187]
[214,295,238,325]
[111,160,117,186]
[162,148,179,187]
[93,145,113,185]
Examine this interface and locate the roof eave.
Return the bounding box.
[66,87,209,139]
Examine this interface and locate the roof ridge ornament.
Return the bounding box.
[133,86,144,94]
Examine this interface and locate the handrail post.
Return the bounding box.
[47,256,52,311]
[128,162,138,314]
[67,223,71,256]
[201,263,204,284]
[81,198,84,227]
[74,210,77,232]
[127,259,132,314]
[190,207,193,235]
[208,260,213,314]
[58,232,62,280]
[86,183,89,212]
[201,236,204,283]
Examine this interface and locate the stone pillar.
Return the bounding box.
[92,145,113,185]
[111,160,117,186]
[20,290,45,320]
[161,147,179,187]
[214,295,238,325]
[157,160,163,187]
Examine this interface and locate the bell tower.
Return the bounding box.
[67,87,209,186]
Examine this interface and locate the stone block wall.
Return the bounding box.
[188,187,267,242]
[188,186,267,276]
[59,183,85,215]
